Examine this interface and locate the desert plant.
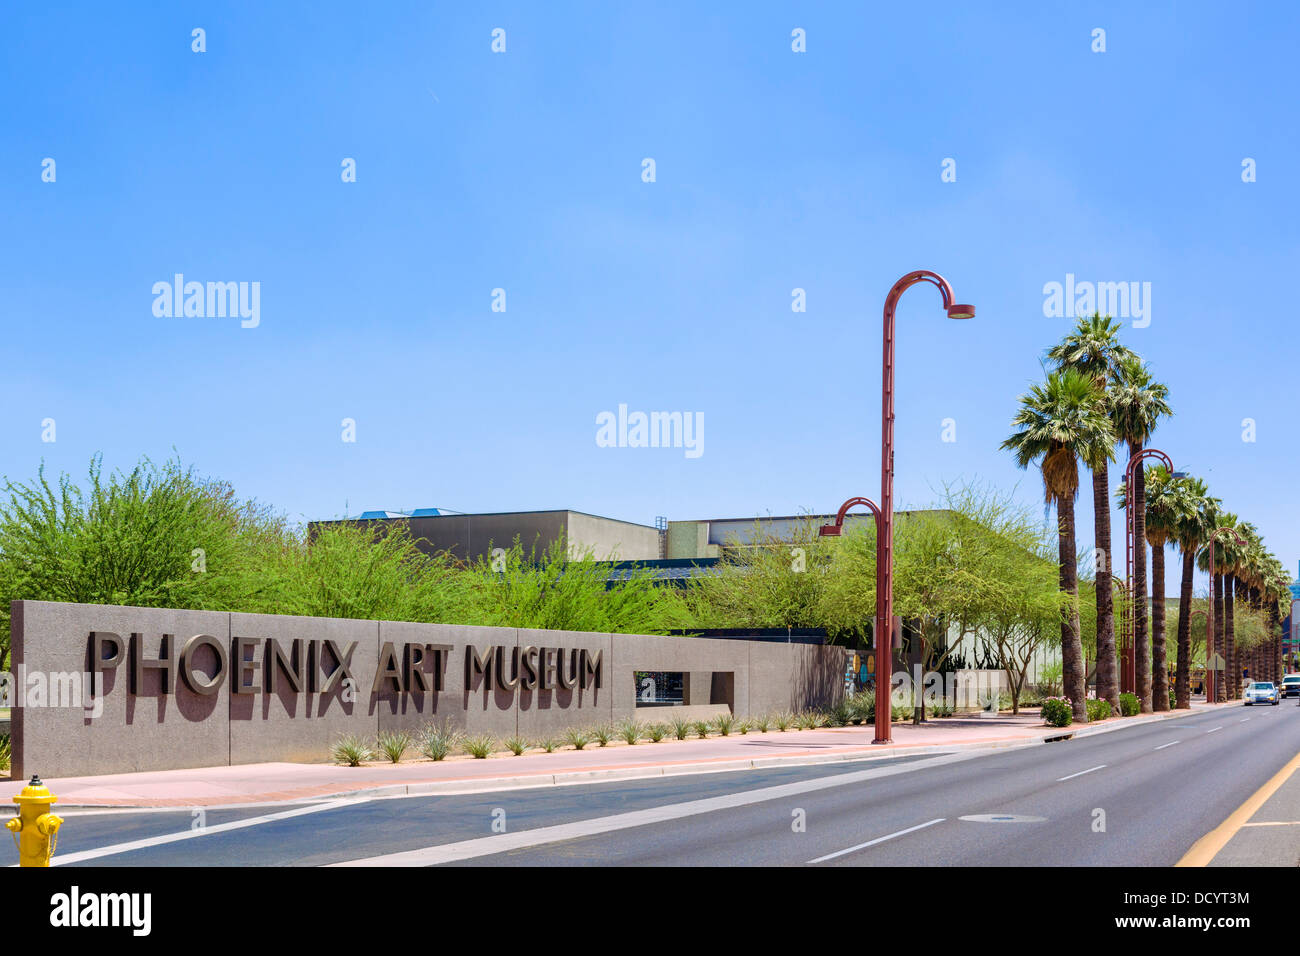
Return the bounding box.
[564,728,592,751]
[1040,696,1073,728]
[927,699,955,718]
[847,691,875,724]
[693,720,711,739]
[418,721,460,761]
[644,723,667,742]
[735,718,751,735]
[505,735,529,756]
[0,733,11,773]
[591,724,614,747]
[1118,691,1140,717]
[774,711,793,731]
[891,701,914,722]
[824,698,853,727]
[330,734,374,767]
[712,713,735,736]
[462,734,496,759]
[752,714,771,733]
[537,737,559,753]
[794,710,821,730]
[376,730,412,764]
[669,714,694,740]
[617,720,642,744]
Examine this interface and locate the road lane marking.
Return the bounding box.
[1057,765,1106,781]
[806,818,945,864]
[1242,821,1300,827]
[42,799,366,867]
[1240,718,1250,722]
[1177,750,1300,867]
[1206,726,1223,734]
[1154,741,1181,750]
[332,750,985,866]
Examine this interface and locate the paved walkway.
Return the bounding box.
[2,701,1237,808]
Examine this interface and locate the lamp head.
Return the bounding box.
[946,304,975,320]
[818,524,841,537]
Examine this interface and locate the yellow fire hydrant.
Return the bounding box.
[7,775,62,867]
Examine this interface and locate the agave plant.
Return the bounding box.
[693,720,711,739]
[669,715,694,740]
[537,737,559,753]
[419,721,460,761]
[712,713,735,736]
[644,723,667,742]
[591,724,614,747]
[774,712,793,732]
[564,728,592,751]
[330,734,374,767]
[462,734,497,759]
[505,735,529,756]
[376,730,412,764]
[752,714,771,733]
[617,720,642,745]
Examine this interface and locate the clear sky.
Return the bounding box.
[2,2,1296,599]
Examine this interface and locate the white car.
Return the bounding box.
[1281,674,1300,698]
[1244,681,1279,706]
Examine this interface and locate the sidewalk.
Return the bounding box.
[2,701,1238,809]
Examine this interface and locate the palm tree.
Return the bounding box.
[1110,355,1172,712]
[1171,477,1216,708]
[1137,465,1190,710]
[1197,511,1240,701]
[1047,313,1135,713]
[1003,367,1115,720]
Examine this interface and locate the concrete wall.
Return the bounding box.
[10,600,843,778]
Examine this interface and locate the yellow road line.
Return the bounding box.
[1177,750,1300,866]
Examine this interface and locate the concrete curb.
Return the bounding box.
[50,701,1243,809]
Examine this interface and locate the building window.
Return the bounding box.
[635,671,685,706]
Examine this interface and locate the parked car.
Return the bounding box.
[1281,675,1300,698]
[1244,681,1279,706]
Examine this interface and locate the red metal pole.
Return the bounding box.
[1122,449,1172,700]
[877,272,972,745]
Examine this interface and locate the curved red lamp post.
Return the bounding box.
[819,497,885,732]
[1188,608,1208,701]
[874,272,973,745]
[1202,526,1246,703]
[1119,449,1174,697]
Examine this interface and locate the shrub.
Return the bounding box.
[824,698,853,727]
[591,724,614,747]
[644,723,667,742]
[735,718,751,735]
[794,711,822,730]
[563,728,592,750]
[693,720,711,739]
[1086,698,1113,722]
[752,714,771,733]
[669,714,694,740]
[537,737,559,753]
[0,733,10,773]
[330,734,374,767]
[891,701,914,722]
[462,734,496,759]
[1119,692,1140,717]
[847,691,876,724]
[927,699,954,718]
[712,713,735,736]
[617,721,642,745]
[774,712,793,732]
[419,721,460,761]
[505,735,529,756]
[1040,697,1073,728]
[376,730,412,764]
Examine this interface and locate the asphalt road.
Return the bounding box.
[42,702,1299,867]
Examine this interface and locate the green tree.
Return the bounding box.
[1047,313,1135,713]
[1110,355,1172,712]
[1002,367,1116,721]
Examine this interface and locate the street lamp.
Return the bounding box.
[819,498,886,707]
[877,271,973,745]
[1202,526,1246,703]
[1189,608,1208,701]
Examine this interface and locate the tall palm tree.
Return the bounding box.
[1047,313,1135,712]
[1197,510,1239,701]
[1221,519,1256,699]
[1110,355,1172,712]
[1003,367,1115,721]
[1137,465,1190,710]
[1171,477,1216,708]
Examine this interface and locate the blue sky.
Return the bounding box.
[1,1,1296,597]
